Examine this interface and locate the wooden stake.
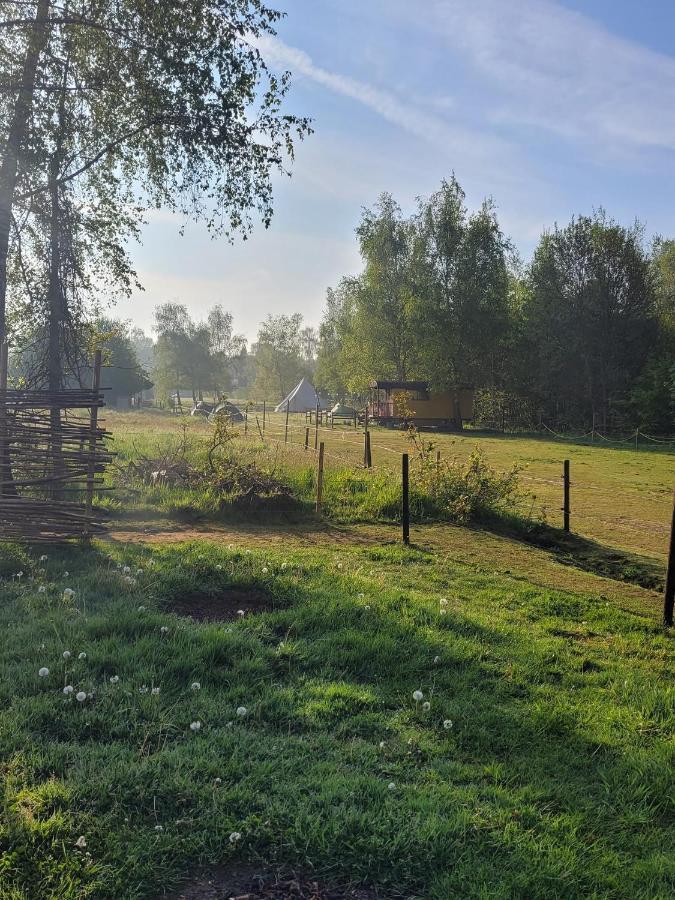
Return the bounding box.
[262,400,266,434]
[402,452,410,545]
[663,491,675,627]
[284,400,290,443]
[314,401,319,450]
[562,459,570,532]
[316,441,325,514]
[255,416,264,441]
[305,426,309,450]
[85,349,102,536]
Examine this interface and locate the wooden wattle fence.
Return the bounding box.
[0,346,112,541]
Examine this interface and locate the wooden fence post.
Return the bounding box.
[402,453,410,545]
[262,400,266,434]
[244,404,248,435]
[316,441,325,514]
[85,349,102,537]
[562,459,570,532]
[366,431,372,468]
[436,449,441,474]
[314,402,319,450]
[305,426,309,450]
[635,428,639,451]
[255,417,264,441]
[664,491,675,627]
[284,400,289,443]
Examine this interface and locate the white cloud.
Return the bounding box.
[255,33,510,165]
[421,0,675,152]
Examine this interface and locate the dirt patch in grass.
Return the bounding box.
[168,588,273,622]
[161,865,400,900]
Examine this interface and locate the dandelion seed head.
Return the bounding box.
[434,655,441,664]
[236,706,247,717]
[191,682,201,691]
[78,652,87,660]
[422,701,431,711]
[412,690,423,702]
[388,782,396,791]
[190,720,201,732]
[109,675,119,684]
[38,667,49,677]
[63,650,71,660]
[76,691,87,702]
[39,555,48,562]
[151,687,160,695]
[63,588,75,600]
[38,585,46,594]
[74,835,87,849]
[229,831,241,843]
[63,685,74,695]
[160,626,169,634]
[443,719,453,730]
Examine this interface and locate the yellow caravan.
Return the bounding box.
[368,380,474,430]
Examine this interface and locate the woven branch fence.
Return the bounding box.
[0,346,112,541]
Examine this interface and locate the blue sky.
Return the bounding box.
[117,0,675,340]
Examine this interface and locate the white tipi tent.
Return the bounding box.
[275,377,325,413]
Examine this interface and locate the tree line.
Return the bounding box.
[314,177,674,433]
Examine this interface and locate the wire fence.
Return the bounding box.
[228,412,673,550]
[110,403,673,562]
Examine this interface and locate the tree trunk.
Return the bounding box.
[47,159,66,498]
[0,0,50,344]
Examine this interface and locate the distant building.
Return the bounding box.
[368,380,474,429]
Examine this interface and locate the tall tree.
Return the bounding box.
[0,0,311,347]
[524,212,657,428]
[253,312,307,399]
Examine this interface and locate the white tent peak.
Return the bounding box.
[275,378,326,413]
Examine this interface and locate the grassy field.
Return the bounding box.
[108,409,674,561]
[0,410,673,899]
[1,539,673,899]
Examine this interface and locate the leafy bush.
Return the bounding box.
[411,447,524,524]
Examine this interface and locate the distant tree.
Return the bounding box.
[315,282,354,399]
[300,325,318,364]
[524,212,657,428]
[253,313,308,399]
[129,328,155,373]
[95,319,152,404]
[207,305,246,397]
[410,178,511,390]
[316,178,512,402]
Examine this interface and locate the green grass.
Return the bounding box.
[105,410,674,562]
[1,539,673,898]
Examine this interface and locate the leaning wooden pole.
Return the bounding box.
[664,491,675,627]
[84,349,102,537]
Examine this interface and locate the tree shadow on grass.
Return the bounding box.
[479,514,665,591]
